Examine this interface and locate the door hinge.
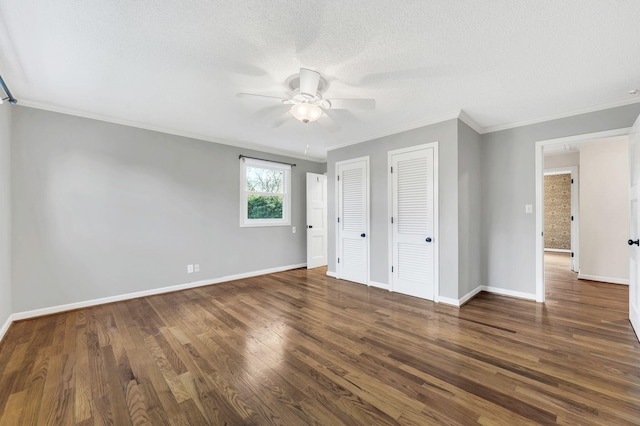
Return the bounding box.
[571,178,574,184]
[317,176,319,182]
[571,215,574,221]
[571,252,574,258]
[541,231,544,237]
[391,217,394,224]
[391,266,394,273]
[338,258,340,263]
[390,166,393,173]
[337,175,340,181]
[337,217,340,223]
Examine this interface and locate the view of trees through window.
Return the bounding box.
[246,166,284,219]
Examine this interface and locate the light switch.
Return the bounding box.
[525,204,533,214]
[187,264,194,273]
[292,227,296,233]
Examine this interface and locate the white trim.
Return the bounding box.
[535,127,631,303]
[480,286,536,301]
[577,274,629,285]
[483,98,640,134]
[544,248,571,253]
[0,314,13,343]
[437,296,460,307]
[387,142,439,302]
[459,286,482,306]
[369,280,390,290]
[326,270,337,278]
[458,110,483,134]
[10,263,306,322]
[17,100,326,163]
[436,286,482,307]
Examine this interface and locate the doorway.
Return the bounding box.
[535,129,631,302]
[543,166,578,272]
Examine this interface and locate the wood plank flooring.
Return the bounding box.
[0,252,639,425]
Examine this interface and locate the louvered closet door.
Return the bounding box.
[337,157,369,285]
[391,146,436,300]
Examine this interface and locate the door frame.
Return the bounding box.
[534,127,631,302]
[543,166,579,272]
[387,142,439,299]
[335,156,370,284]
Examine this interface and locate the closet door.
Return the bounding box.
[390,144,438,300]
[337,157,369,285]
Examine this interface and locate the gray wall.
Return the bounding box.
[458,120,482,298]
[481,103,640,294]
[0,104,11,327]
[327,119,460,299]
[11,106,325,312]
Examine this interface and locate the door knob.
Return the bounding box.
[629,239,640,246]
[307,225,313,229]
[361,233,366,238]
[425,237,432,243]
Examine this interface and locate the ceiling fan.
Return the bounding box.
[237,68,375,128]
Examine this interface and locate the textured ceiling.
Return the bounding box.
[1,1,639,160]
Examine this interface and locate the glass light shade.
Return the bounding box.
[290,103,322,123]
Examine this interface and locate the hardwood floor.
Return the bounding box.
[0,254,639,425]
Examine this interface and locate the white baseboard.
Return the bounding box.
[10,263,307,322]
[326,270,337,278]
[0,314,13,343]
[369,280,389,290]
[544,248,571,253]
[437,296,460,307]
[459,286,483,306]
[577,273,629,285]
[480,285,536,301]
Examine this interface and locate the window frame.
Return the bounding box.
[239,157,291,227]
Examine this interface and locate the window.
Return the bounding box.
[240,158,291,227]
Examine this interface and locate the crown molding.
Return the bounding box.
[16,100,326,163]
[457,109,484,134]
[482,97,640,134]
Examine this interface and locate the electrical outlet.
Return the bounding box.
[292,227,296,233]
[194,264,200,272]
[187,264,194,273]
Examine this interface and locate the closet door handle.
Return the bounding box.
[629,239,640,246]
[425,237,432,243]
[361,233,366,238]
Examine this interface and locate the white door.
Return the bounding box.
[390,144,437,300]
[337,157,369,285]
[629,114,640,339]
[306,172,327,269]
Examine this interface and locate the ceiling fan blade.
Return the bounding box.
[299,68,320,97]
[318,114,341,132]
[326,98,376,110]
[272,111,292,128]
[237,93,289,104]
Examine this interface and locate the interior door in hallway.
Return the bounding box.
[629,114,640,339]
[390,143,438,300]
[306,172,327,269]
[337,157,369,285]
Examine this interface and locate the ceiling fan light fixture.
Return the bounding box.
[290,103,322,123]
